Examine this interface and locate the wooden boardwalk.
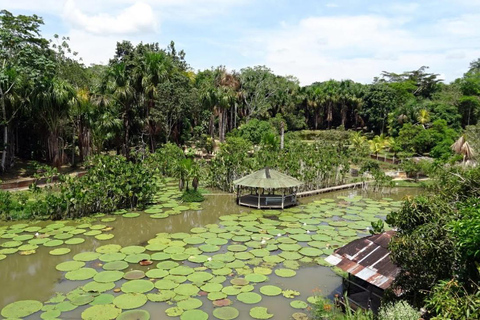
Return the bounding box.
[297,181,367,198]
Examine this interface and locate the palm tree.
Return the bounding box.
[105,63,135,160]
[417,109,430,128]
[34,78,75,167]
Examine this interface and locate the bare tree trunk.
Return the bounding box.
[0,87,7,172]
[218,109,224,143]
[280,121,284,150]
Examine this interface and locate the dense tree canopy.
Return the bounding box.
[0,10,479,171]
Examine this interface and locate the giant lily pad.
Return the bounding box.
[113,293,147,309]
[124,270,145,280]
[180,309,208,320]
[259,285,282,296]
[213,307,239,320]
[1,300,43,318]
[245,274,268,283]
[177,298,203,310]
[103,261,129,271]
[94,271,124,283]
[117,310,151,320]
[49,248,71,256]
[249,307,273,319]
[145,268,169,279]
[56,260,85,272]
[74,252,100,261]
[121,279,154,293]
[83,281,115,293]
[174,284,199,296]
[237,292,262,304]
[82,304,122,320]
[299,247,323,257]
[290,300,308,309]
[274,268,296,278]
[65,267,97,281]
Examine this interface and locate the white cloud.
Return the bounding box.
[62,0,157,35]
[247,14,480,85]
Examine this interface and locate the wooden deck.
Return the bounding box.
[238,194,297,209]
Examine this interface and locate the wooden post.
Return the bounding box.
[257,189,261,209]
[281,189,285,209]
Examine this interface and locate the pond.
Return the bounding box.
[0,185,420,319]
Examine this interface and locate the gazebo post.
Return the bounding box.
[281,189,285,209]
[257,188,261,209]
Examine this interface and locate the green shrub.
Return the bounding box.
[377,301,419,320]
[181,189,205,202]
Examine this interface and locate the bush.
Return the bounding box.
[0,154,157,220]
[181,189,205,202]
[377,301,419,320]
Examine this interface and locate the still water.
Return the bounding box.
[0,187,420,319]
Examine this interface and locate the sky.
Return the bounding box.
[1,0,480,85]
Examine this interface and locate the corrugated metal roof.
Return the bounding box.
[233,168,304,189]
[325,231,399,290]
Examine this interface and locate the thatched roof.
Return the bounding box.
[233,168,303,189]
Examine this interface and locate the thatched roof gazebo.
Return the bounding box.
[233,167,303,209]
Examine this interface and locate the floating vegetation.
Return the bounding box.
[0,185,403,319]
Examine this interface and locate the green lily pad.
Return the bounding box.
[49,248,71,255]
[170,266,194,276]
[122,213,140,218]
[124,253,150,264]
[65,238,85,245]
[121,279,154,293]
[237,292,262,304]
[249,307,273,319]
[56,260,85,272]
[68,291,95,306]
[145,268,169,279]
[187,272,213,283]
[74,252,100,261]
[96,234,115,240]
[113,293,147,309]
[117,309,151,320]
[180,309,208,320]
[155,279,178,290]
[299,247,323,257]
[157,261,179,269]
[147,291,176,302]
[201,282,223,292]
[121,245,146,254]
[245,274,268,283]
[0,254,6,261]
[103,261,129,271]
[177,298,203,310]
[56,301,77,312]
[94,270,124,283]
[199,244,220,253]
[174,284,199,296]
[124,270,145,280]
[213,307,239,320]
[274,268,296,277]
[1,300,43,318]
[83,281,115,293]
[43,239,64,247]
[290,300,308,309]
[65,267,97,280]
[91,294,115,305]
[207,291,227,301]
[282,289,300,298]
[96,244,121,254]
[253,267,272,275]
[260,285,282,296]
[165,306,184,317]
[41,309,61,319]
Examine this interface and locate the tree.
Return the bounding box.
[0,10,54,171]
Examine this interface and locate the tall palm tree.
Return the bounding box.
[105,63,135,160]
[34,78,75,166]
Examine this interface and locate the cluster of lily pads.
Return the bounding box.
[1,194,401,319]
[0,182,201,263]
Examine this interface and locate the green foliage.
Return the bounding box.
[387,166,480,314]
[181,189,205,202]
[230,119,276,145]
[377,301,420,320]
[310,295,373,320]
[369,219,385,235]
[0,154,156,220]
[426,280,480,320]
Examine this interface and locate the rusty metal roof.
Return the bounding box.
[325,231,399,290]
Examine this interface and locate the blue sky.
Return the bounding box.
[1,0,480,85]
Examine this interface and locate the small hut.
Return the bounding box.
[233,167,303,209]
[325,231,400,312]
